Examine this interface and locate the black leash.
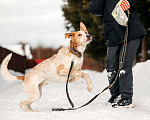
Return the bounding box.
[66,60,75,108]
[52,11,130,111]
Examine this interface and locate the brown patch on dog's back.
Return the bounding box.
[57,64,65,74]
[17,76,25,81]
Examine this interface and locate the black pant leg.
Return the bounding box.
[119,38,142,98]
[106,45,121,97]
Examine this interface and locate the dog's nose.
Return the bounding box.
[86,34,91,38]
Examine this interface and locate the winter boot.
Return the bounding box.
[112,98,135,108]
[107,96,119,105]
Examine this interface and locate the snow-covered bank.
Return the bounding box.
[0,61,150,120]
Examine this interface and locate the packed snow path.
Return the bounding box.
[0,61,150,120]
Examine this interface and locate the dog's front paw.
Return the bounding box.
[69,78,74,83]
[69,76,76,83]
[87,83,92,92]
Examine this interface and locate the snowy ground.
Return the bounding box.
[0,61,150,120]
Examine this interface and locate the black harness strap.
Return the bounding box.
[52,11,130,112]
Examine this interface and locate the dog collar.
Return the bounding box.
[70,46,82,58]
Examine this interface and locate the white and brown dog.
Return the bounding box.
[1,22,92,112]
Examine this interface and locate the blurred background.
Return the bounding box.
[0,0,150,74]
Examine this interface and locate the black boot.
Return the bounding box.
[112,98,134,108]
[107,96,119,104]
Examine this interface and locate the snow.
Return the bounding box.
[1,44,25,56]
[1,44,33,59]
[0,61,150,120]
[24,44,33,59]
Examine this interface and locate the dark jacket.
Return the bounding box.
[89,0,147,47]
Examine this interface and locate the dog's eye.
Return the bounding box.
[78,34,82,37]
[85,32,88,34]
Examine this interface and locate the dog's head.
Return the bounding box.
[65,22,92,48]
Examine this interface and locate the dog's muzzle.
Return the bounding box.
[86,34,92,42]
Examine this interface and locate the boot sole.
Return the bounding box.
[112,103,135,108]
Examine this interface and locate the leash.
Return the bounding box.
[52,11,130,111]
[66,60,75,108]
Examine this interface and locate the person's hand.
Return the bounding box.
[120,0,130,11]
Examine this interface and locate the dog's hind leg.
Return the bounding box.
[26,87,42,112]
[20,82,42,112]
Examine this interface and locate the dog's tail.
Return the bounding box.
[1,53,25,82]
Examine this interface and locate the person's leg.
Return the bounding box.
[119,38,142,99]
[106,45,121,97]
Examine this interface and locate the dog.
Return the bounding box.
[1,22,92,112]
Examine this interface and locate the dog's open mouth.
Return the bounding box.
[86,37,92,42]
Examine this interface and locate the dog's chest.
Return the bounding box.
[73,57,83,71]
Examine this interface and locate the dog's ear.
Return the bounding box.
[65,33,75,39]
[80,22,88,34]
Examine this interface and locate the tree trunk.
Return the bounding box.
[142,37,148,62]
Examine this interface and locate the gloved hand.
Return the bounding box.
[120,0,130,11]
